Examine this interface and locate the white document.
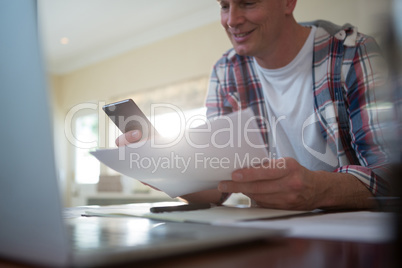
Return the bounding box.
[217,211,395,243]
[91,108,269,197]
[84,205,308,225]
[82,204,394,243]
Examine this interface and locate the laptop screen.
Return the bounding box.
[0,0,70,266]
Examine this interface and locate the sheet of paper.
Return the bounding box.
[84,206,308,224]
[216,211,395,243]
[91,108,269,197]
[82,204,394,243]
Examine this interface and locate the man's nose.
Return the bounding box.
[226,6,245,28]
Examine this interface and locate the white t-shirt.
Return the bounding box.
[253,26,338,171]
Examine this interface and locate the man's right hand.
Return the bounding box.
[115,129,142,147]
[115,129,162,191]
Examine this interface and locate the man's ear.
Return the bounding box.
[284,0,297,15]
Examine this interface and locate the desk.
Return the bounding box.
[0,205,398,268]
[0,238,394,268]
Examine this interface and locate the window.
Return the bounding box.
[153,107,207,138]
[74,114,100,184]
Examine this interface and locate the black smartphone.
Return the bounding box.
[102,99,159,138]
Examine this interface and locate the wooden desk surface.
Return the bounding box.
[140,238,394,268]
[0,237,394,268]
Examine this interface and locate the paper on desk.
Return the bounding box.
[83,205,394,243]
[91,108,269,197]
[216,211,395,243]
[84,206,308,224]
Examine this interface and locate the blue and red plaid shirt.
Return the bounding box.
[206,20,390,196]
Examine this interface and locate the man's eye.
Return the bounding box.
[243,2,256,7]
[220,4,229,10]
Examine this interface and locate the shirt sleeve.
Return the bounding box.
[205,57,235,119]
[337,34,392,196]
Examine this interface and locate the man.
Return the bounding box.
[117,0,389,210]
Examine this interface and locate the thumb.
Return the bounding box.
[115,130,142,147]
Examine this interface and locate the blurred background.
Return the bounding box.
[37,0,395,207]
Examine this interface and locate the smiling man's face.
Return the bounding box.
[218,0,289,58]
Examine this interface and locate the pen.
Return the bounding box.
[150,203,212,213]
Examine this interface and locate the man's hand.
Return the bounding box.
[218,157,376,210]
[114,129,161,192]
[115,130,142,147]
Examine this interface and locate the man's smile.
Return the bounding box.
[230,29,255,42]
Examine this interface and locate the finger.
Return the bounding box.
[218,180,283,195]
[245,193,284,209]
[246,193,292,209]
[246,193,310,210]
[115,130,142,147]
[217,181,299,209]
[231,158,289,182]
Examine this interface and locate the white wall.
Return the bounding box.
[295,0,388,38]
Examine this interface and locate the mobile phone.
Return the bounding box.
[102,99,159,138]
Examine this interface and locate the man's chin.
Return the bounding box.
[235,50,246,56]
[232,45,252,56]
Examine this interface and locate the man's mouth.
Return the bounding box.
[232,29,254,38]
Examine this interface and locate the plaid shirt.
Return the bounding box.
[206,20,390,196]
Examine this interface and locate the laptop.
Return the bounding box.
[0,1,282,267]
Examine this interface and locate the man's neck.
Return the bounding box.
[254,20,311,69]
